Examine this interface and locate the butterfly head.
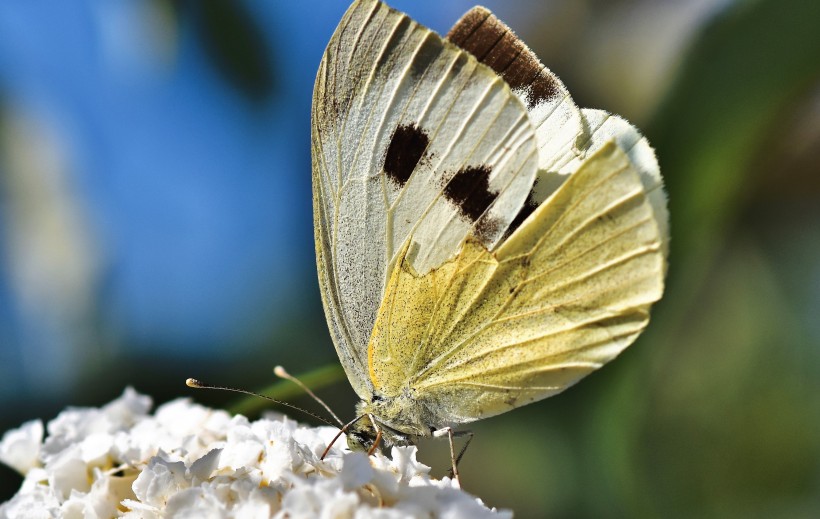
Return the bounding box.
[345,415,377,451]
[346,414,419,453]
[346,394,429,452]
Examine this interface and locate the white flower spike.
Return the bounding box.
[0,388,511,518]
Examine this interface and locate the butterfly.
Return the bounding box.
[311,0,668,478]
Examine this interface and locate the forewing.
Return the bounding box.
[367,142,666,424]
[446,7,600,240]
[312,0,539,398]
[446,7,584,173]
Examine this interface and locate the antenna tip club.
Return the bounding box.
[186,378,204,388]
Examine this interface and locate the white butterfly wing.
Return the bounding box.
[312,0,539,398]
[446,7,585,174]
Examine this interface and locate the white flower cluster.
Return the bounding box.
[0,388,510,518]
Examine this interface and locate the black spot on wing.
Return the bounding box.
[443,165,497,223]
[475,214,503,245]
[384,124,430,187]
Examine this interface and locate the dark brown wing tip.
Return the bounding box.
[446,6,493,44]
[446,6,563,109]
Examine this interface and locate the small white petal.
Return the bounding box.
[120,498,160,518]
[218,424,264,473]
[339,452,374,491]
[164,487,226,519]
[132,454,190,506]
[46,447,90,499]
[0,419,43,474]
[188,448,222,482]
[0,483,61,518]
[259,437,296,483]
[79,433,114,465]
[19,467,50,493]
[390,446,430,482]
[102,387,153,427]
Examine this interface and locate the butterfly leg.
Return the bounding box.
[454,430,474,468]
[434,428,474,485]
[367,427,383,455]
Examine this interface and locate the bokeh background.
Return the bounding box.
[1,0,818,517]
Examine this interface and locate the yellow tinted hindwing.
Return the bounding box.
[367,142,664,425]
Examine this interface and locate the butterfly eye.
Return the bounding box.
[346,426,376,452]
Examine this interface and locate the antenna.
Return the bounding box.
[321,414,364,460]
[185,378,336,428]
[274,366,344,426]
